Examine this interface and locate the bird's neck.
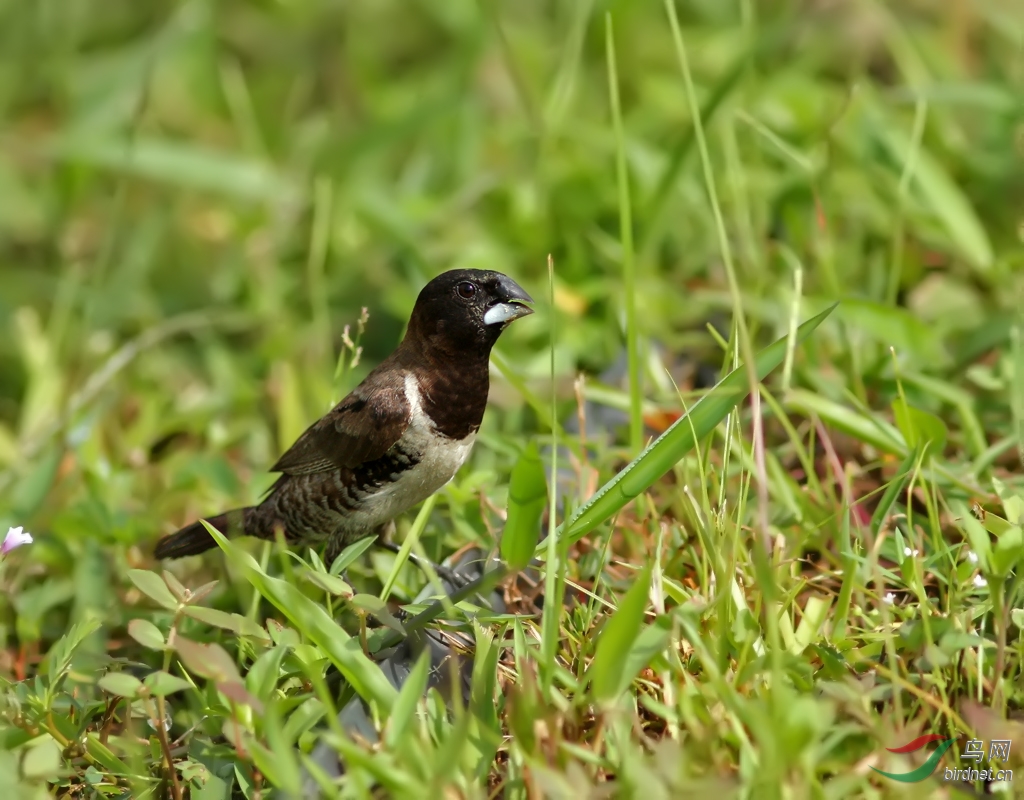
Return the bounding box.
[395,339,491,440]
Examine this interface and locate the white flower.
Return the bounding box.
[973,574,988,588]
[903,546,919,557]
[882,592,896,605]
[967,550,979,564]
[1,526,33,555]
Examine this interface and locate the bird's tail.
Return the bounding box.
[154,507,255,559]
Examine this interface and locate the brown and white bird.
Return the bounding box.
[154,269,534,564]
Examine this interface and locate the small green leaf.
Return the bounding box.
[175,637,242,684]
[992,477,1024,525]
[979,511,1014,537]
[189,580,220,606]
[84,734,132,776]
[127,619,165,650]
[588,565,653,703]
[954,502,993,573]
[22,737,61,779]
[794,595,833,652]
[183,606,271,641]
[216,680,264,713]
[302,570,353,597]
[162,571,190,603]
[203,523,399,713]
[840,300,948,365]
[246,646,287,701]
[45,616,103,691]
[501,441,547,571]
[143,671,192,697]
[892,398,947,456]
[991,527,1024,579]
[127,569,179,610]
[98,672,143,698]
[618,615,673,691]
[329,536,378,575]
[938,632,986,655]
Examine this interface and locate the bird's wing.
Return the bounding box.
[270,380,411,476]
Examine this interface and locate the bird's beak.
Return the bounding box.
[483,276,535,327]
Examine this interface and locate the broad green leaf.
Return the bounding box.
[939,631,987,656]
[162,570,189,603]
[127,569,179,611]
[329,535,379,575]
[143,671,192,697]
[552,303,837,550]
[175,637,242,684]
[246,646,287,702]
[588,564,653,703]
[892,398,948,457]
[203,522,398,712]
[786,390,906,455]
[618,615,673,694]
[302,570,353,597]
[216,680,264,712]
[22,737,61,779]
[501,440,547,570]
[991,527,1024,579]
[840,300,947,365]
[992,477,1024,526]
[127,619,165,651]
[184,606,271,641]
[84,734,132,776]
[45,616,103,692]
[98,672,142,698]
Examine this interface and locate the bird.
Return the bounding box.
[153,268,534,565]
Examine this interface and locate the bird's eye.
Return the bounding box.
[456,282,477,299]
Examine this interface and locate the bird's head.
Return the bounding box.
[405,269,534,358]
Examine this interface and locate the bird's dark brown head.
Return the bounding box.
[403,269,534,360]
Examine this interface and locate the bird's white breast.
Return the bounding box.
[353,373,476,527]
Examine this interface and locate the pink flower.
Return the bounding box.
[2,526,33,555]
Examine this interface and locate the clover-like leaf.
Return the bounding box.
[99,672,143,698]
[143,671,193,697]
[174,636,242,684]
[127,569,179,610]
[127,619,165,651]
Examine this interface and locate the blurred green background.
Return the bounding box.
[1,0,1024,795]
[3,0,1019,524]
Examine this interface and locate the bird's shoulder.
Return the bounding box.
[270,361,413,476]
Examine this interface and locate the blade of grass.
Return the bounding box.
[544,302,837,552]
[203,524,399,713]
[605,14,643,454]
[540,255,565,693]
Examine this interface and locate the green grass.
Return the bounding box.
[2,1,1024,797]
